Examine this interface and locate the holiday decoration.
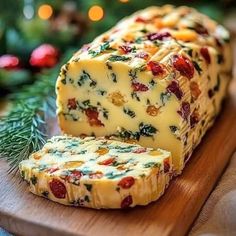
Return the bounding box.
[30,44,59,68]
[0,55,20,70]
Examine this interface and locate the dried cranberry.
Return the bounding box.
[200,47,211,64]
[190,111,200,128]
[132,82,149,92]
[67,98,77,110]
[85,108,104,127]
[147,32,171,41]
[49,179,67,199]
[98,157,115,165]
[135,51,149,60]
[166,80,183,100]
[147,61,165,76]
[119,45,132,54]
[164,159,170,173]
[118,177,135,189]
[121,195,133,208]
[172,55,194,79]
[135,17,147,23]
[46,167,59,174]
[66,170,83,182]
[89,171,104,179]
[178,102,190,120]
[133,147,147,154]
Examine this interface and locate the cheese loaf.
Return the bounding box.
[56,5,232,173]
[19,136,172,209]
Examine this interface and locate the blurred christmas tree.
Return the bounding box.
[0,0,235,92]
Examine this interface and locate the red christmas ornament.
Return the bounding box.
[0,55,20,70]
[30,44,59,68]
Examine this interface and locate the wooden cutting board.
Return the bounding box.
[0,89,236,236]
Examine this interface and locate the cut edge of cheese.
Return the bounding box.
[19,136,172,209]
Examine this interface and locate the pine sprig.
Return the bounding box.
[0,49,74,172]
[0,105,47,173]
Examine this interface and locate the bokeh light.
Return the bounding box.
[88,5,104,21]
[38,4,53,20]
[119,0,129,3]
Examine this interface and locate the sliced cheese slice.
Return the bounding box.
[19,136,172,209]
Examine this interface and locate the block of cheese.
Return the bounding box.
[19,136,172,209]
[56,5,232,173]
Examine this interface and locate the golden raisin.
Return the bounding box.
[33,153,41,160]
[107,91,126,106]
[149,150,162,156]
[63,161,84,169]
[96,147,109,156]
[190,81,201,100]
[146,105,160,116]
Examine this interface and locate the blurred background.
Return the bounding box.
[0,0,235,94]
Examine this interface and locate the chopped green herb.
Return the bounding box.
[169,125,178,133]
[20,170,25,179]
[84,195,90,202]
[108,55,131,62]
[30,175,37,185]
[78,70,97,88]
[135,37,143,44]
[149,79,156,87]
[61,78,67,85]
[187,49,193,57]
[139,123,157,137]
[160,92,171,106]
[84,184,92,192]
[123,108,136,118]
[111,72,117,83]
[193,61,202,75]
[144,162,160,168]
[42,191,49,198]
[88,41,115,57]
[97,90,107,96]
[131,92,140,101]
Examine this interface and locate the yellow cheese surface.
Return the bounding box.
[19,136,172,209]
[56,5,232,173]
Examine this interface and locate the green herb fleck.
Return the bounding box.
[160,92,171,106]
[123,108,136,118]
[42,191,49,198]
[111,73,117,83]
[187,49,193,57]
[169,125,178,133]
[131,91,140,101]
[61,78,67,85]
[84,184,92,192]
[20,170,25,179]
[84,195,90,202]
[88,41,114,57]
[139,123,157,137]
[144,162,160,168]
[193,61,202,75]
[108,55,131,62]
[30,175,37,185]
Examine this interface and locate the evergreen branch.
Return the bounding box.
[0,49,75,172]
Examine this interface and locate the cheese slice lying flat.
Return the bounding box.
[19,136,172,209]
[56,5,232,174]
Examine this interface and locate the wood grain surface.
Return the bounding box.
[0,89,235,236]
